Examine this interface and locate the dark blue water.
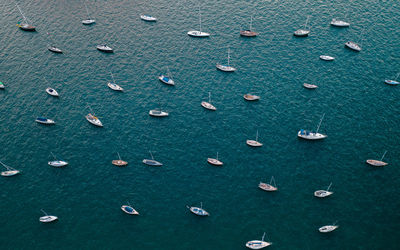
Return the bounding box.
[0,0,399,249]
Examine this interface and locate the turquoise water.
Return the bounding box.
[1,0,399,249]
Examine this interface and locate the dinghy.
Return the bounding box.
[298,114,327,140]
[39,209,58,223]
[86,113,103,127]
[140,15,157,22]
[345,41,361,51]
[112,152,128,166]
[244,94,260,101]
[320,55,335,61]
[294,16,310,37]
[319,224,339,233]
[384,73,400,85]
[121,202,139,215]
[216,48,236,72]
[259,176,277,191]
[149,109,169,117]
[303,83,318,89]
[158,67,175,86]
[207,152,223,166]
[48,46,63,53]
[187,202,209,216]
[188,8,210,37]
[201,92,216,111]
[82,2,95,25]
[314,182,333,198]
[0,161,20,177]
[107,71,123,91]
[46,87,59,97]
[246,232,271,249]
[366,151,388,167]
[246,130,263,147]
[142,151,163,166]
[330,19,349,27]
[16,4,36,31]
[0,82,4,89]
[35,117,55,125]
[48,152,68,167]
[96,45,113,53]
[240,16,258,37]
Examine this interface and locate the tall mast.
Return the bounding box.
[380,151,387,161]
[199,8,202,32]
[304,15,310,30]
[250,16,253,31]
[316,113,325,133]
[16,4,28,23]
[227,48,230,66]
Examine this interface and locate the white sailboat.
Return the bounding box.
[303,83,318,89]
[201,92,216,110]
[314,182,333,198]
[16,4,36,31]
[345,29,363,52]
[216,48,236,72]
[158,67,175,86]
[107,71,123,91]
[246,232,272,249]
[366,151,388,167]
[259,176,277,192]
[207,152,223,166]
[39,209,58,223]
[96,45,113,53]
[0,161,20,177]
[188,7,210,37]
[35,117,56,125]
[0,82,4,89]
[82,2,95,25]
[294,16,310,37]
[86,106,103,127]
[140,15,157,22]
[244,94,260,101]
[319,222,339,233]
[142,151,163,166]
[384,73,400,85]
[319,55,335,61]
[48,152,68,167]
[298,113,327,140]
[187,202,209,216]
[246,130,263,147]
[46,87,59,97]
[121,202,139,215]
[331,19,350,27]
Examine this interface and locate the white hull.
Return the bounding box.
[345,42,361,51]
[1,170,20,177]
[48,46,63,53]
[331,19,349,27]
[46,88,59,97]
[314,190,333,198]
[121,205,139,215]
[0,84,4,89]
[298,131,326,140]
[201,101,216,111]
[216,64,236,72]
[320,55,335,61]
[187,30,210,37]
[366,159,388,167]
[303,83,318,89]
[258,182,277,191]
[86,114,103,127]
[48,160,68,167]
[207,158,223,166]
[107,82,123,91]
[189,206,209,216]
[140,15,157,21]
[246,140,262,147]
[36,118,55,125]
[319,225,338,233]
[158,75,175,86]
[96,45,113,52]
[40,215,58,223]
[246,240,271,249]
[82,19,95,25]
[294,29,310,37]
[244,94,260,101]
[149,110,169,117]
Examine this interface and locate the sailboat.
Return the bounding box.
[303,83,318,89]
[207,152,223,166]
[82,2,95,25]
[48,152,68,167]
[35,117,56,125]
[319,222,339,233]
[16,4,36,31]
[319,55,335,61]
[298,113,327,140]
[366,151,388,167]
[39,209,58,223]
[107,71,123,91]
[121,202,139,215]
[140,15,157,22]
[240,16,258,37]
[345,29,363,51]
[187,7,210,37]
[159,67,175,86]
[314,182,333,198]
[112,152,128,166]
[96,45,113,53]
[259,176,277,192]
[331,19,350,27]
[142,151,163,166]
[201,92,216,110]
[86,106,103,127]
[0,161,20,177]
[47,33,63,53]
[46,87,59,97]
[384,73,400,85]
[187,202,209,216]
[294,16,310,37]
[246,130,263,147]
[246,232,272,249]
[244,94,260,101]
[216,48,236,72]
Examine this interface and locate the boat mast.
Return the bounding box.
[117,152,121,160]
[198,7,202,33]
[304,16,310,30]
[216,152,219,160]
[256,130,259,141]
[110,71,116,84]
[149,151,154,160]
[50,152,57,160]
[16,4,28,24]
[250,16,253,31]
[327,182,332,191]
[208,92,211,103]
[84,2,91,19]
[395,73,400,81]
[227,48,230,67]
[316,113,325,133]
[380,151,387,161]
[41,209,48,216]
[262,232,266,241]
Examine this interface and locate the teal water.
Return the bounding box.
[1,0,399,249]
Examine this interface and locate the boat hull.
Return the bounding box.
[246,140,262,147]
[345,42,361,52]
[201,102,216,111]
[314,190,333,198]
[294,30,309,37]
[121,205,139,215]
[384,80,400,85]
[112,160,128,166]
[82,19,95,25]
[366,159,388,167]
[259,183,277,191]
[216,64,236,72]
[19,24,36,31]
[39,215,58,223]
[1,170,20,177]
[246,240,271,249]
[48,47,63,53]
[240,30,258,37]
[48,161,68,167]
[319,225,338,233]
[207,158,223,166]
[244,94,260,101]
[187,31,210,37]
[142,159,163,166]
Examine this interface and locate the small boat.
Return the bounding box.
[201,92,216,111]
[330,19,350,27]
[0,161,20,177]
[320,55,335,61]
[246,232,272,249]
[140,15,157,22]
[35,117,55,125]
[294,16,310,37]
[244,94,260,101]
[0,82,5,89]
[216,48,236,72]
[121,202,139,215]
[384,73,400,85]
[240,16,258,37]
[97,45,113,53]
[48,152,68,167]
[86,113,103,127]
[187,202,209,216]
[314,182,333,198]
[259,176,277,192]
[39,209,58,223]
[207,152,223,166]
[303,83,318,89]
[366,151,388,167]
[46,87,59,97]
[82,2,95,25]
[319,224,339,233]
[188,8,210,37]
[158,67,175,86]
[142,151,163,166]
[107,71,123,91]
[149,109,169,117]
[246,130,263,147]
[345,41,361,52]
[298,113,327,140]
[48,46,63,53]
[112,152,128,166]
[16,4,36,31]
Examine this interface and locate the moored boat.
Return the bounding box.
[35,117,55,125]
[187,202,209,216]
[294,16,310,37]
[149,109,169,117]
[240,16,258,37]
[319,224,339,233]
[121,202,139,215]
[314,182,333,198]
[48,152,68,167]
[207,152,223,166]
[142,151,162,166]
[46,87,59,97]
[298,114,327,140]
[86,113,103,127]
[366,151,388,167]
[48,46,63,53]
[188,8,210,37]
[39,209,58,223]
[16,4,36,31]
[82,2,95,25]
[320,55,335,61]
[96,45,113,53]
[244,94,260,101]
[112,152,128,166]
[0,82,4,89]
[247,130,262,147]
[107,71,123,91]
[345,41,361,51]
[201,92,216,111]
[140,15,157,22]
[0,161,20,177]
[216,48,236,72]
[384,73,400,85]
[246,232,271,249]
[159,67,175,86]
[259,176,277,191]
[330,19,349,27]
[303,83,318,89]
